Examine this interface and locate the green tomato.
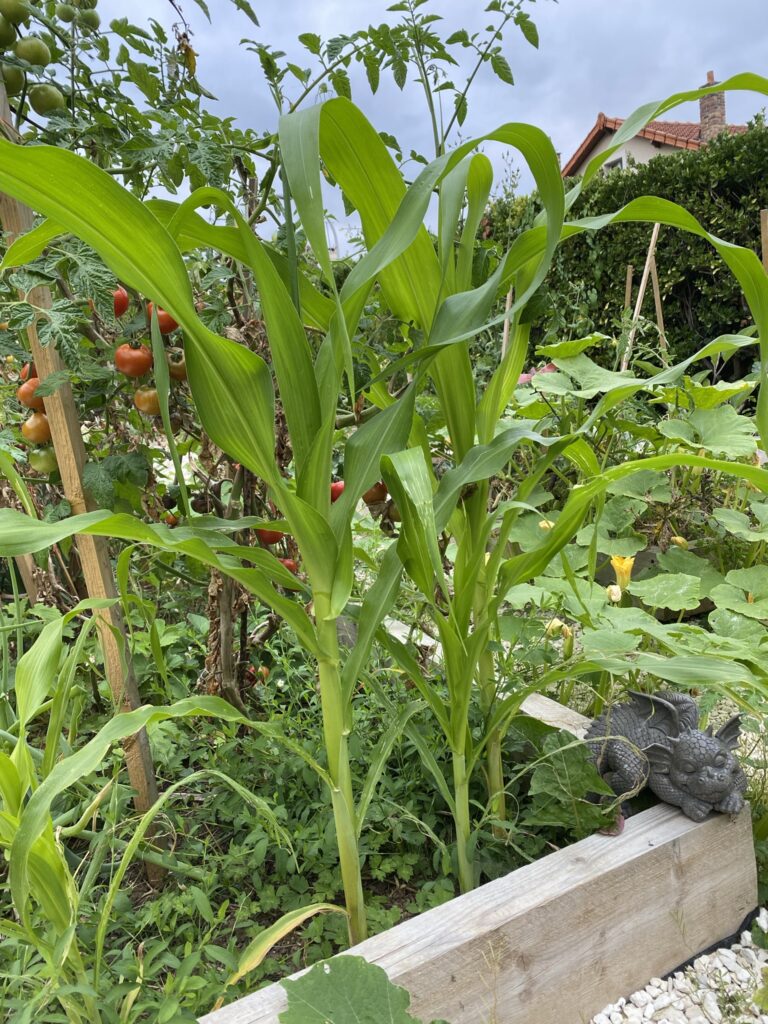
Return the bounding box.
[75,0,97,9]
[55,3,76,21]
[28,446,58,474]
[28,83,66,115]
[77,7,99,30]
[0,13,16,45]
[14,35,50,66]
[0,0,29,25]
[1,62,24,95]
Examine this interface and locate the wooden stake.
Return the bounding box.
[761,209,768,273]
[0,87,160,864]
[500,286,513,359]
[621,223,661,371]
[623,264,633,310]
[649,253,669,365]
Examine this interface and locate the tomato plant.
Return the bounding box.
[16,376,43,409]
[113,286,129,318]
[28,446,58,473]
[147,302,178,335]
[114,341,152,377]
[166,346,187,380]
[21,410,51,443]
[133,386,160,416]
[256,527,285,545]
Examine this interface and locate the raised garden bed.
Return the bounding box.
[200,697,758,1024]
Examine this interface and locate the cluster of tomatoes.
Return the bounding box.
[0,0,102,119]
[112,286,186,416]
[14,359,57,472]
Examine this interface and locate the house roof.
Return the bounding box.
[561,112,747,177]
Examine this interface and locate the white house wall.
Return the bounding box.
[570,133,680,176]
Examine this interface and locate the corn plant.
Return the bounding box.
[0,602,280,1023]
[0,74,767,934]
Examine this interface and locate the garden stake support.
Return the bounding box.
[621,222,661,371]
[623,263,633,310]
[0,84,161,880]
[649,253,669,365]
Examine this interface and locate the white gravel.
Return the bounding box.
[591,909,768,1024]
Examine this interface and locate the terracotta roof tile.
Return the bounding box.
[561,115,748,177]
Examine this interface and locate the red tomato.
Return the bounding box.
[115,342,153,377]
[20,362,36,381]
[17,376,44,410]
[330,480,345,503]
[257,528,285,546]
[278,558,299,574]
[21,411,51,444]
[133,386,161,416]
[113,286,129,318]
[362,481,387,504]
[147,302,179,335]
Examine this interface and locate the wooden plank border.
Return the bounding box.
[200,697,758,1024]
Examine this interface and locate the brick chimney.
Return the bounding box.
[700,70,726,143]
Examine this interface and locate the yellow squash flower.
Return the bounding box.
[610,555,635,591]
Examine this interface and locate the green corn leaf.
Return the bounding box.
[95,767,292,986]
[355,700,424,835]
[147,199,334,332]
[341,542,403,706]
[10,697,247,933]
[381,448,445,601]
[167,188,321,487]
[0,217,64,271]
[215,903,347,1008]
[0,510,321,656]
[330,384,416,536]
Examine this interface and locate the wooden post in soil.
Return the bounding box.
[623,263,633,310]
[621,222,661,371]
[0,85,161,871]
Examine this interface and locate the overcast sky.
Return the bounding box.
[101,0,767,243]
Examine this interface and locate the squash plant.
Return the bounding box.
[0,76,767,941]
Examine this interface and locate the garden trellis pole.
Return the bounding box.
[621,222,661,371]
[0,85,161,867]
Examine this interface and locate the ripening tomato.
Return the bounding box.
[28,446,58,473]
[114,341,153,377]
[17,376,44,409]
[113,286,129,318]
[362,481,387,505]
[20,361,36,381]
[165,512,179,527]
[278,558,299,575]
[133,386,161,416]
[21,411,51,444]
[256,527,284,546]
[166,347,187,381]
[147,302,178,335]
[330,481,345,503]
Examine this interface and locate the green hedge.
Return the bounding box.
[486,118,768,362]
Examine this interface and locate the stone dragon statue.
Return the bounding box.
[585,690,747,822]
